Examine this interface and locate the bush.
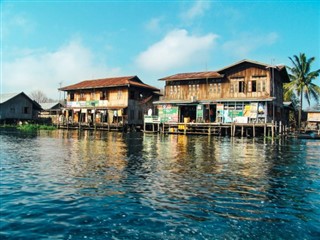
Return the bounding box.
[17,124,57,131]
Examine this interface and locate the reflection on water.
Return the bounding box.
[0,129,319,239]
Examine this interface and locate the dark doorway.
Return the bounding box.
[180,105,196,122]
[209,104,217,122]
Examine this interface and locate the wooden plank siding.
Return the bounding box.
[163,65,276,102]
[60,76,160,128]
[154,60,290,125]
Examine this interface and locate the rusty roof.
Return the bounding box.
[159,71,223,81]
[60,76,160,91]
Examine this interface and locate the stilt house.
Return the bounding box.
[59,76,160,128]
[153,59,290,124]
[0,92,42,123]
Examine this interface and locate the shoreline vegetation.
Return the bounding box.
[0,123,57,131]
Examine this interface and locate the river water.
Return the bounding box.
[0,129,319,239]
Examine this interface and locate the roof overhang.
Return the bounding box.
[154,98,275,105]
[153,100,197,105]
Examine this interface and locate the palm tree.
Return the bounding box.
[284,53,320,131]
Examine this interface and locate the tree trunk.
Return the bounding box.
[298,91,303,132]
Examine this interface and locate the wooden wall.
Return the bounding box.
[163,65,283,102]
[0,94,34,120]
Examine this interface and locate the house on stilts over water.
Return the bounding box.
[59,76,160,131]
[146,59,291,137]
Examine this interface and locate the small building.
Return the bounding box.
[39,102,64,124]
[305,109,320,130]
[0,92,42,123]
[59,75,160,129]
[153,59,290,125]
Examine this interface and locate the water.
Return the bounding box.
[0,129,319,239]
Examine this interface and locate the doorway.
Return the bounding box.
[209,104,217,122]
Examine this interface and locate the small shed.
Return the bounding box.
[0,92,42,123]
[39,102,64,124]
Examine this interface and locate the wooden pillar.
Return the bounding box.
[208,125,211,136]
[264,124,267,137]
[94,111,96,131]
[241,125,244,137]
[232,123,236,137]
[253,122,256,138]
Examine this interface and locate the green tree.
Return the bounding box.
[284,53,320,131]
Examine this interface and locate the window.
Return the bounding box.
[218,83,221,93]
[252,80,257,92]
[209,84,213,93]
[213,84,217,93]
[70,93,75,101]
[231,77,245,93]
[251,76,267,92]
[239,81,245,93]
[170,86,174,96]
[262,81,266,92]
[230,84,234,93]
[100,91,107,100]
[80,93,86,101]
[23,107,29,114]
[257,81,261,92]
[117,90,122,99]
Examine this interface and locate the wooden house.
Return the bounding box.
[154,59,290,124]
[59,76,160,128]
[0,92,42,123]
[39,102,64,124]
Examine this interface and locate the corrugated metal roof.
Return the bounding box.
[60,76,159,91]
[159,59,289,83]
[39,102,63,110]
[0,92,42,110]
[216,59,272,72]
[159,71,223,81]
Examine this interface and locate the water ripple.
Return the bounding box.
[0,130,319,239]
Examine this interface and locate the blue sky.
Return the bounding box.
[1,0,320,103]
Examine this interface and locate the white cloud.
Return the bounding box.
[222,32,279,58]
[181,1,210,20]
[135,29,218,72]
[2,40,121,99]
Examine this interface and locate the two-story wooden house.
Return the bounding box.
[59,76,160,128]
[154,59,290,124]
